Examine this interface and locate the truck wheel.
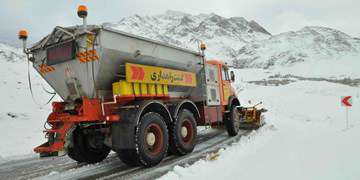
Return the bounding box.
[117,149,139,166]
[224,105,240,136]
[117,113,169,167]
[170,109,197,155]
[68,128,110,163]
[137,112,168,167]
[122,112,168,167]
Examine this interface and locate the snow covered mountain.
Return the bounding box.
[104,12,360,69]
[0,43,24,62]
[233,26,360,68]
[104,10,272,63]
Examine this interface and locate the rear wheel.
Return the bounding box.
[117,112,169,167]
[117,149,139,167]
[67,127,110,163]
[169,109,197,155]
[224,105,240,136]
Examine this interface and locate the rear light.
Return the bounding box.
[52,102,64,112]
[106,115,120,121]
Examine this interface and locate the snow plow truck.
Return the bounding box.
[18,5,265,167]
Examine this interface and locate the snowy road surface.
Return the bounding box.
[0,128,253,179]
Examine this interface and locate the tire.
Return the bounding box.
[67,128,110,163]
[117,149,139,167]
[118,112,169,167]
[224,105,240,136]
[169,109,197,155]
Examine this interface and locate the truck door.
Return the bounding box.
[205,64,221,106]
[220,66,231,106]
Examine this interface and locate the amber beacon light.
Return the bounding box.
[77,5,88,30]
[77,5,88,18]
[18,29,28,53]
[200,42,206,51]
[18,29,28,40]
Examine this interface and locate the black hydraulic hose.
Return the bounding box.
[27,56,57,108]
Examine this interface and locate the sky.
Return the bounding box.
[1,0,359,46]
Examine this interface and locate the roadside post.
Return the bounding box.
[341,96,352,129]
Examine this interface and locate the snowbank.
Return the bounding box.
[273,54,360,79]
[0,52,59,159]
[233,54,360,81]
[160,70,360,180]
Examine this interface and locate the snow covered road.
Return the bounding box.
[0,128,254,179]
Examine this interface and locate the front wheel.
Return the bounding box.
[224,106,240,136]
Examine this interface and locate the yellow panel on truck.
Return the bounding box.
[125,63,197,87]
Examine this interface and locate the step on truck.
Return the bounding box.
[18,5,265,167]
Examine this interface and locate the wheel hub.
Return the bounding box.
[144,122,164,156]
[181,126,188,138]
[146,132,156,146]
[180,119,194,144]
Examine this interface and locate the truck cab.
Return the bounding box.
[207,60,235,106]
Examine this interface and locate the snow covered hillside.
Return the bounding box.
[160,69,360,180]
[233,26,360,69]
[105,12,360,71]
[0,43,55,160]
[104,10,271,63]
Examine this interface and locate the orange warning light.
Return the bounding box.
[18,30,28,40]
[77,5,88,18]
[200,42,206,50]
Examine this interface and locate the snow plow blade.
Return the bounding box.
[238,102,267,129]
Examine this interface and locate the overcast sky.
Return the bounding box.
[1,0,359,46]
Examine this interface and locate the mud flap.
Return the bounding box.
[111,108,138,151]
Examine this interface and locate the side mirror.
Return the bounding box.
[230,71,235,82]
